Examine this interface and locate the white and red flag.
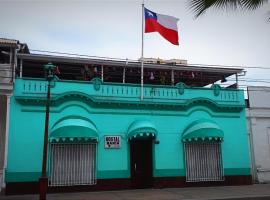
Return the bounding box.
[144,7,179,45]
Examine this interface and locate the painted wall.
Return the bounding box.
[247,86,270,183]
[5,78,251,183]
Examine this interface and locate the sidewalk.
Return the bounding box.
[1,184,270,200]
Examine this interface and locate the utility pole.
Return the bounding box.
[39,63,56,200]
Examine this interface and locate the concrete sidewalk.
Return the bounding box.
[1,184,270,200]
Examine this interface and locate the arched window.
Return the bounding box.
[182,119,224,182]
[49,117,98,186]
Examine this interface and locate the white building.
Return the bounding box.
[247,86,270,183]
[0,38,27,192]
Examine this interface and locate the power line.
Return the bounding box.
[2,74,270,84]
[29,49,270,70]
[29,49,133,62]
[2,74,270,87]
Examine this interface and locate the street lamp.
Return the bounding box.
[39,63,56,200]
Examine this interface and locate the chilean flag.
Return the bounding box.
[144,7,179,45]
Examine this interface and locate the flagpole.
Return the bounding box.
[140,1,144,100]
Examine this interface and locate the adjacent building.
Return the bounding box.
[247,86,270,183]
[0,38,28,192]
[1,40,251,194]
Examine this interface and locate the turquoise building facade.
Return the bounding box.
[4,54,251,194]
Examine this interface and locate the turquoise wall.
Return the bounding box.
[5,78,250,182]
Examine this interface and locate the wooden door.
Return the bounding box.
[130,139,153,188]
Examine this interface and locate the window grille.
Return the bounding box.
[184,142,224,182]
[49,143,97,186]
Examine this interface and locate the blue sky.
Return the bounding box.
[0,0,270,87]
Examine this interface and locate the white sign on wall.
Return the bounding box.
[104,136,121,149]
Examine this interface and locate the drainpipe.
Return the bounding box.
[235,73,238,89]
[2,95,11,189]
[14,48,17,83]
[171,69,174,86]
[19,59,23,78]
[9,49,13,84]
[101,65,104,82]
[123,67,126,84]
[247,87,258,183]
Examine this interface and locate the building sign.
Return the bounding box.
[104,136,121,149]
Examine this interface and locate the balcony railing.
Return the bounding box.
[0,64,12,84]
[0,64,14,93]
[14,78,245,108]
